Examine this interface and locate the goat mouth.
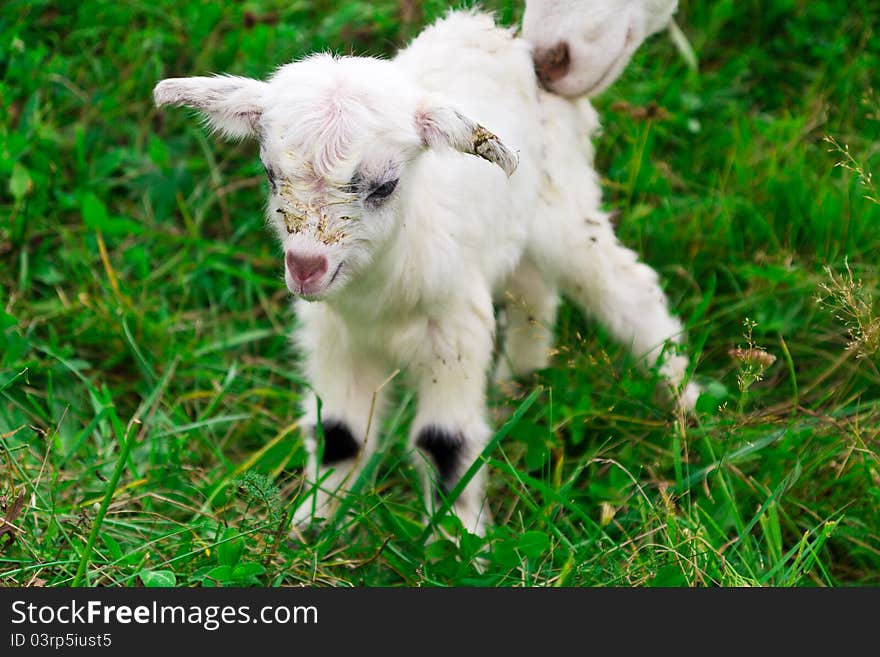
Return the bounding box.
[297,262,344,301]
[580,27,636,96]
[329,262,343,285]
[580,48,627,97]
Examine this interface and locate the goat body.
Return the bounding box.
[154,10,697,535]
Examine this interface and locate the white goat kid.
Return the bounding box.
[154,11,697,537]
[525,0,678,96]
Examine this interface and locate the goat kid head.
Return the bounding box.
[154,55,517,301]
[524,0,677,96]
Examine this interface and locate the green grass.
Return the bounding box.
[1,0,879,587]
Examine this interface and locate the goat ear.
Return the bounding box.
[153,75,268,140]
[415,102,518,177]
[645,0,680,36]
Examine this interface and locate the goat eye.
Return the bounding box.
[366,178,398,204]
[263,164,278,192]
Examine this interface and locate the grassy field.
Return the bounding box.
[1,0,878,587]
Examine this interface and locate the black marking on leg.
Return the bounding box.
[318,419,360,465]
[416,426,464,496]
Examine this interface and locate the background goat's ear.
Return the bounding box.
[153,75,268,140]
[415,103,518,177]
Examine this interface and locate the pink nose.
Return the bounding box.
[286,252,328,285]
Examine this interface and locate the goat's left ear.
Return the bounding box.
[153,75,268,140]
[415,102,518,177]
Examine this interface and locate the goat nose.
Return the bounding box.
[286,252,328,284]
[534,42,570,86]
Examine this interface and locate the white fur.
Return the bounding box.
[523,0,678,96]
[154,10,698,537]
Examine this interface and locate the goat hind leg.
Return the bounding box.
[495,256,560,386]
[548,221,700,410]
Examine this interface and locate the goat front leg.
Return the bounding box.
[403,293,496,536]
[291,304,390,533]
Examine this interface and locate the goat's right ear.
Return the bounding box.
[153,75,268,140]
[414,102,518,177]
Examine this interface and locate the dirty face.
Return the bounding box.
[153,54,518,303]
[259,141,406,301]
